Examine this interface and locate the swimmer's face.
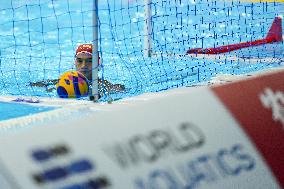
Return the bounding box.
[75,52,92,81]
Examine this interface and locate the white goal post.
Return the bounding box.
[144,0,153,58]
[92,0,99,101]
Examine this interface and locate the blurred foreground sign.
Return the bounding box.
[0,69,283,189]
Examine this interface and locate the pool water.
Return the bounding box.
[0,0,282,101]
[0,102,55,121]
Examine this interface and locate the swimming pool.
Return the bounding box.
[0,101,54,121]
[0,0,283,101]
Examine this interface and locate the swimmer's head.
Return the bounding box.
[75,44,93,80]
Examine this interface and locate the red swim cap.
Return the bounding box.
[75,44,100,65]
[76,44,92,56]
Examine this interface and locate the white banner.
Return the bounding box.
[0,87,280,189]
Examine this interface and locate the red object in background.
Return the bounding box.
[186,17,283,55]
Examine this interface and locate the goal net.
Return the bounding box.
[0,0,283,101]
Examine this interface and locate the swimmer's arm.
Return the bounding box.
[29,79,58,87]
[98,79,125,93]
[29,79,58,92]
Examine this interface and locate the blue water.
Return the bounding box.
[0,0,282,102]
[0,102,54,121]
